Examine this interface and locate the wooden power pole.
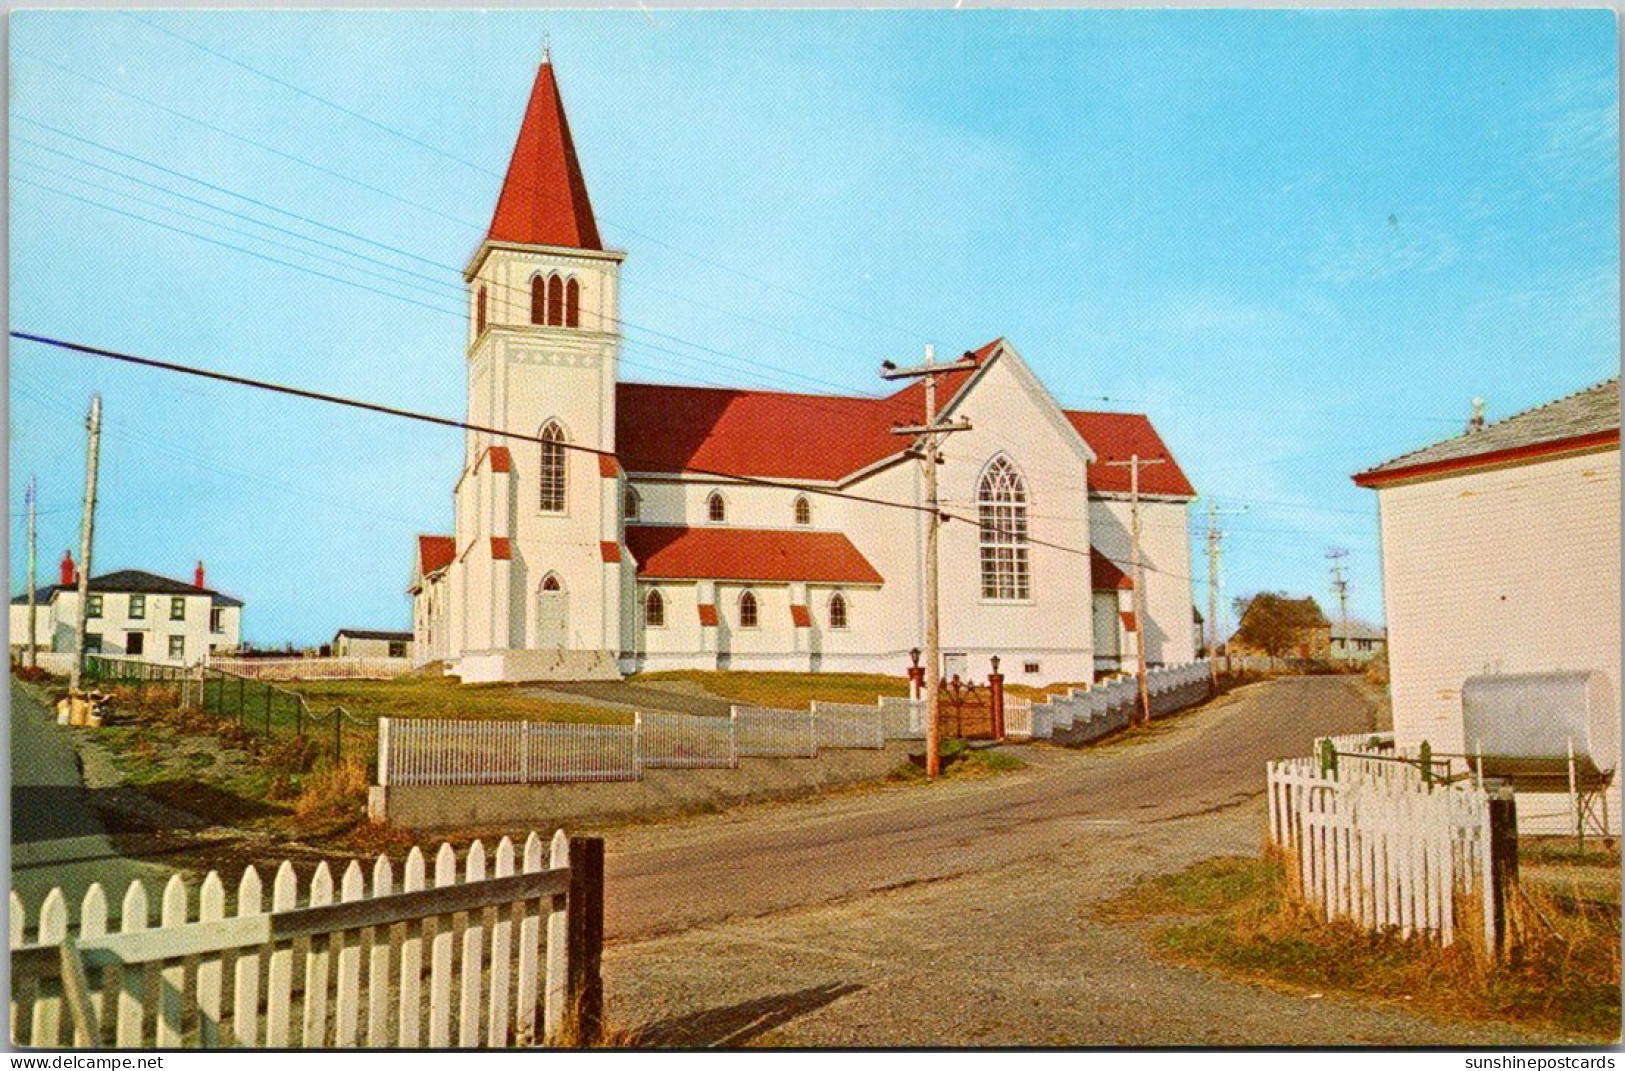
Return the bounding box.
[1105,454,1162,726]
[1328,547,1350,665]
[69,395,102,693]
[26,476,38,669]
[882,345,974,777]
[1206,499,1220,690]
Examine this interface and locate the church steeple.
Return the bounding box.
[487,54,602,250]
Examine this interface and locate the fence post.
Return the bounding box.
[988,658,1005,741]
[565,835,605,1046]
[334,708,343,762]
[265,687,273,736]
[238,676,246,726]
[1486,784,1519,959]
[377,718,391,787]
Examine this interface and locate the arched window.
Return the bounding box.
[539,421,567,512]
[530,275,546,325]
[476,285,488,335]
[828,592,848,630]
[540,573,563,592]
[624,485,640,520]
[738,589,759,629]
[546,274,565,326]
[644,589,664,628]
[794,495,812,526]
[977,456,1030,601]
[565,277,581,328]
[707,492,726,524]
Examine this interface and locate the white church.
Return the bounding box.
[411,56,1200,684]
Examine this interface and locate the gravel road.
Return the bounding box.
[599,676,1576,1046]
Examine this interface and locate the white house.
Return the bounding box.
[411,56,1200,683]
[1354,379,1620,831]
[332,629,412,660]
[1328,620,1386,665]
[10,555,244,666]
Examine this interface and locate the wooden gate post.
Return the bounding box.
[988,656,1005,741]
[565,836,605,1046]
[1486,784,1519,959]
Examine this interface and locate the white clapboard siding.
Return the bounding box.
[1267,754,1492,948]
[10,831,576,1050]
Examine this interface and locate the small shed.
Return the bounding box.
[332,629,413,660]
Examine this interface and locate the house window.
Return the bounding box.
[170,596,187,621]
[546,274,564,326]
[624,485,640,520]
[129,594,146,620]
[644,589,665,628]
[565,277,581,328]
[168,635,186,661]
[210,607,224,634]
[738,589,759,629]
[87,594,103,619]
[84,633,102,654]
[126,633,144,657]
[977,456,1030,601]
[539,421,567,512]
[794,495,812,526]
[530,275,546,325]
[1024,661,1041,675]
[476,285,488,334]
[388,640,407,658]
[828,592,848,630]
[707,492,726,524]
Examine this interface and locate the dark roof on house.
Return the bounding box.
[1331,620,1386,642]
[334,629,413,642]
[14,571,243,607]
[1355,379,1619,487]
[11,584,63,605]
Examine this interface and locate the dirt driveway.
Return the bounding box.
[600,677,1570,1046]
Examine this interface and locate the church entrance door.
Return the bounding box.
[536,576,568,649]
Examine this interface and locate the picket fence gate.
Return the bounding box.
[1266,756,1495,949]
[9,831,603,1049]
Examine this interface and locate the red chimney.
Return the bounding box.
[194,560,206,589]
[59,550,75,587]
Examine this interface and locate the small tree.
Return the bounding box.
[1232,592,1328,666]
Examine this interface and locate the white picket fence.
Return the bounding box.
[1025,661,1212,742]
[10,832,577,1049]
[810,701,888,750]
[636,710,738,769]
[1003,697,1034,740]
[380,719,640,787]
[1266,750,1495,948]
[731,705,820,759]
[208,656,413,681]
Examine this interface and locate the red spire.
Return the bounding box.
[487,56,602,251]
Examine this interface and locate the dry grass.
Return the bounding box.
[1100,848,1621,1040]
[631,670,910,709]
[292,677,627,726]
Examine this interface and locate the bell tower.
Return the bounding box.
[451,51,629,681]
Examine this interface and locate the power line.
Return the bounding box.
[12,330,1197,584]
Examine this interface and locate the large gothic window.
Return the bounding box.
[565,277,581,328]
[539,421,567,512]
[546,274,565,326]
[530,276,546,325]
[977,456,1030,601]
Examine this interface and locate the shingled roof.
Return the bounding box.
[1355,379,1619,487]
[626,525,883,585]
[12,570,242,607]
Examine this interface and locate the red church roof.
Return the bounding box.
[487,59,602,251]
[1090,548,1134,590]
[1063,411,1196,498]
[614,342,992,481]
[417,535,455,576]
[626,525,884,585]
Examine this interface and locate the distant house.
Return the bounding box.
[1229,593,1331,663]
[1329,620,1386,664]
[10,555,243,665]
[1354,379,1619,831]
[332,628,412,660]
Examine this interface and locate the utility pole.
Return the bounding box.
[1105,454,1163,726]
[1327,547,1349,665]
[882,345,975,778]
[1204,500,1247,688]
[26,476,38,669]
[69,395,102,693]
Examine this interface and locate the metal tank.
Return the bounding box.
[1461,670,1619,789]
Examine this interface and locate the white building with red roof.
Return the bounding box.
[410,56,1199,683]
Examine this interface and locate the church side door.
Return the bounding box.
[535,575,568,649]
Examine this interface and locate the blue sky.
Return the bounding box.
[9,9,1618,647]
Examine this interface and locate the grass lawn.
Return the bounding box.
[1098,849,1621,1041]
[291,677,626,727]
[632,670,911,709]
